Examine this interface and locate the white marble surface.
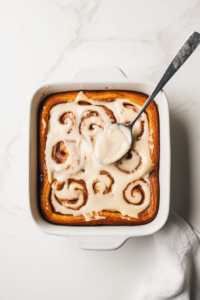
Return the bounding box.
[1,0,200,299]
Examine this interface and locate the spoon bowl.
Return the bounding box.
[94,123,132,165]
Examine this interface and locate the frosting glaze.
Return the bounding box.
[45,91,153,219]
[94,124,131,165]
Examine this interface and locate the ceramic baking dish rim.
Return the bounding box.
[29,66,170,250]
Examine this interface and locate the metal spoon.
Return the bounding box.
[97,31,200,164]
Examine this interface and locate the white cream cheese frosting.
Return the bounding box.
[45,91,153,220]
[94,124,131,165]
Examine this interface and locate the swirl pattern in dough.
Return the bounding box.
[52,178,88,210]
[120,102,145,140]
[123,179,150,205]
[52,140,80,173]
[115,150,141,174]
[59,111,76,134]
[93,170,114,195]
[79,106,116,144]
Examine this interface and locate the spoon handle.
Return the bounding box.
[129,31,200,127]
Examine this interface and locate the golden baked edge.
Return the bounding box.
[39,90,159,226]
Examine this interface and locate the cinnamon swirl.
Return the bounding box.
[39,91,159,225]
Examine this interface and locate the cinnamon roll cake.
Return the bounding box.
[39,91,159,225]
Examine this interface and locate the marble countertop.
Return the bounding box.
[1,0,200,299]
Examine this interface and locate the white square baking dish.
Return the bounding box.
[29,66,170,250]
